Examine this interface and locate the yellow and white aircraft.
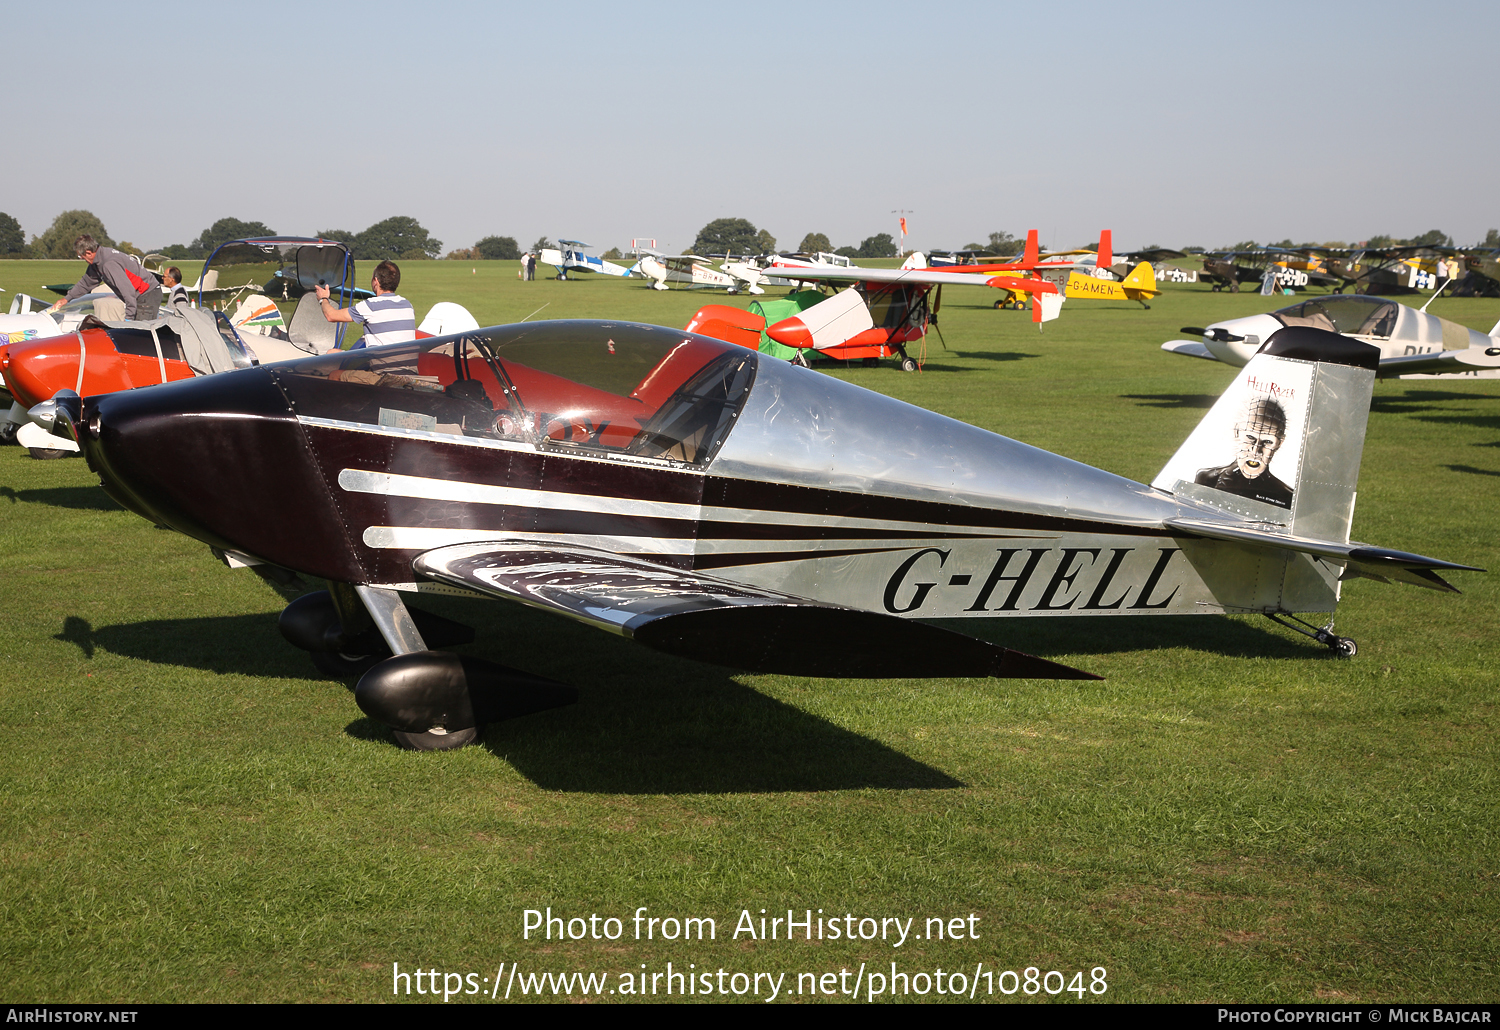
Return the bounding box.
[988,232,1161,309]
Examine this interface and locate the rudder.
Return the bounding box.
[1152,327,1381,545]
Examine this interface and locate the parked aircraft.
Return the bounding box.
[1033,232,1161,309]
[632,249,765,295]
[540,241,632,280]
[1105,247,1200,285]
[937,232,1160,310]
[2,236,477,456]
[685,245,1065,369]
[1162,294,1500,379]
[1195,249,1337,294]
[35,319,1479,749]
[1297,246,1447,295]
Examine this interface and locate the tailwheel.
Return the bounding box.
[1264,613,1356,658]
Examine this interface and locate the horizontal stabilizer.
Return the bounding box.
[1165,518,1481,592]
[1375,346,1500,379]
[413,541,1097,679]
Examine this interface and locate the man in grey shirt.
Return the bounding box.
[49,235,161,320]
[163,266,191,309]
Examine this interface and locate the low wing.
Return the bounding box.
[412,540,1096,679]
[1165,518,1482,592]
[1374,347,1500,378]
[1161,340,1220,361]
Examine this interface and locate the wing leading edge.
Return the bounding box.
[412,541,1097,680]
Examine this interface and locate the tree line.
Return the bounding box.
[690,218,901,259]
[0,211,530,264]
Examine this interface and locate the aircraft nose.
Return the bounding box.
[79,368,299,538]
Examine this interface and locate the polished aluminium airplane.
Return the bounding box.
[37,319,1478,750]
[1162,293,1500,379]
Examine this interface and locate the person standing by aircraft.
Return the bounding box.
[49,235,161,320]
[163,266,190,309]
[314,259,415,350]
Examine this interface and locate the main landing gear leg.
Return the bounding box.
[1264,612,1357,657]
[278,583,573,750]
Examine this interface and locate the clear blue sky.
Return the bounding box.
[8,0,1496,256]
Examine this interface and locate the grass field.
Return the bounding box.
[1,260,1496,1003]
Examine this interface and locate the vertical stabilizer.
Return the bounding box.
[1021,230,1039,268]
[1096,230,1112,271]
[1153,327,1380,545]
[1122,260,1157,296]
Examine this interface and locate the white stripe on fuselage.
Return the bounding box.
[360,524,1014,557]
[338,468,1024,539]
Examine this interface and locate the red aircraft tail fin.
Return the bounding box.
[1021,229,1039,268]
[1096,230,1112,271]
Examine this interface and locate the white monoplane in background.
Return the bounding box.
[632,246,765,295]
[1163,294,1500,379]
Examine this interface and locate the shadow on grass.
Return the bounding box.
[1121,393,1218,410]
[59,609,964,794]
[946,613,1314,661]
[1372,390,1500,417]
[948,351,1042,364]
[0,485,122,511]
[1444,464,1500,478]
[59,614,318,679]
[1413,414,1500,432]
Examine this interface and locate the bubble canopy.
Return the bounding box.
[273,320,759,468]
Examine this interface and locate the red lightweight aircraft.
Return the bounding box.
[681,231,1063,371]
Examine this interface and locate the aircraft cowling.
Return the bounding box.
[77,367,370,583]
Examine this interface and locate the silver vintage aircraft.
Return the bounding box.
[38,319,1480,749]
[1162,294,1500,379]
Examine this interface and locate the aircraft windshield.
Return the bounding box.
[860,284,928,330]
[1273,296,1396,338]
[199,239,357,348]
[271,320,758,467]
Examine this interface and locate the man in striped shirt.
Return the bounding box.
[314,259,416,350]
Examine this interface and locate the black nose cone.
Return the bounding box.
[82,367,296,545]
